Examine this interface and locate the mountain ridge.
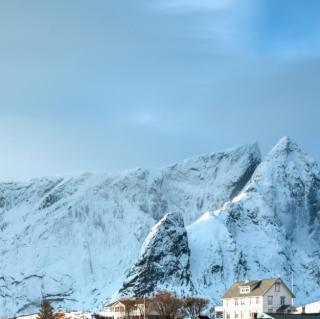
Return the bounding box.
[0,142,261,317]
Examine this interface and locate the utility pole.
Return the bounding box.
[144,295,146,319]
[291,271,294,306]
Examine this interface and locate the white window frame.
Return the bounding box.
[240,286,250,294]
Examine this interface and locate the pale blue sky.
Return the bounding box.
[0,0,320,180]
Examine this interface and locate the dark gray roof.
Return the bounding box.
[276,305,295,313]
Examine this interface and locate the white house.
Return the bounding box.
[296,301,320,314]
[100,298,159,319]
[100,299,143,319]
[222,278,295,319]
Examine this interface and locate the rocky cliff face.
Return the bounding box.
[187,137,320,304]
[0,143,260,318]
[118,212,193,297]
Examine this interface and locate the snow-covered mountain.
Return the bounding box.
[187,137,320,304]
[3,137,319,317]
[118,212,193,297]
[0,143,260,318]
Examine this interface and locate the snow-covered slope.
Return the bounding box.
[187,137,320,304]
[148,143,261,225]
[118,212,193,297]
[0,143,260,318]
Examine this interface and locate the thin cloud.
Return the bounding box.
[150,0,254,56]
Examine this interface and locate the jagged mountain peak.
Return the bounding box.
[270,135,297,153]
[264,136,313,165]
[242,136,319,195]
[139,212,185,256]
[262,136,316,168]
[147,142,261,224]
[117,211,193,298]
[187,138,320,306]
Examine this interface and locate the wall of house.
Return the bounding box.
[223,296,264,319]
[101,301,144,319]
[262,281,293,313]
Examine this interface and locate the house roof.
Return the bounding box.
[104,298,144,308]
[276,305,296,313]
[104,300,121,308]
[222,277,294,299]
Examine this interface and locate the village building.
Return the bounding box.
[100,298,159,319]
[296,301,320,314]
[222,278,295,319]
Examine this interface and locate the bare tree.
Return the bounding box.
[137,297,154,319]
[150,292,183,319]
[182,297,209,319]
[37,299,56,319]
[55,312,65,319]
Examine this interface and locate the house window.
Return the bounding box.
[280,296,286,305]
[235,312,238,318]
[226,313,230,319]
[268,309,273,313]
[235,299,239,306]
[256,297,259,304]
[275,283,280,292]
[268,296,273,305]
[241,299,245,305]
[240,286,250,294]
